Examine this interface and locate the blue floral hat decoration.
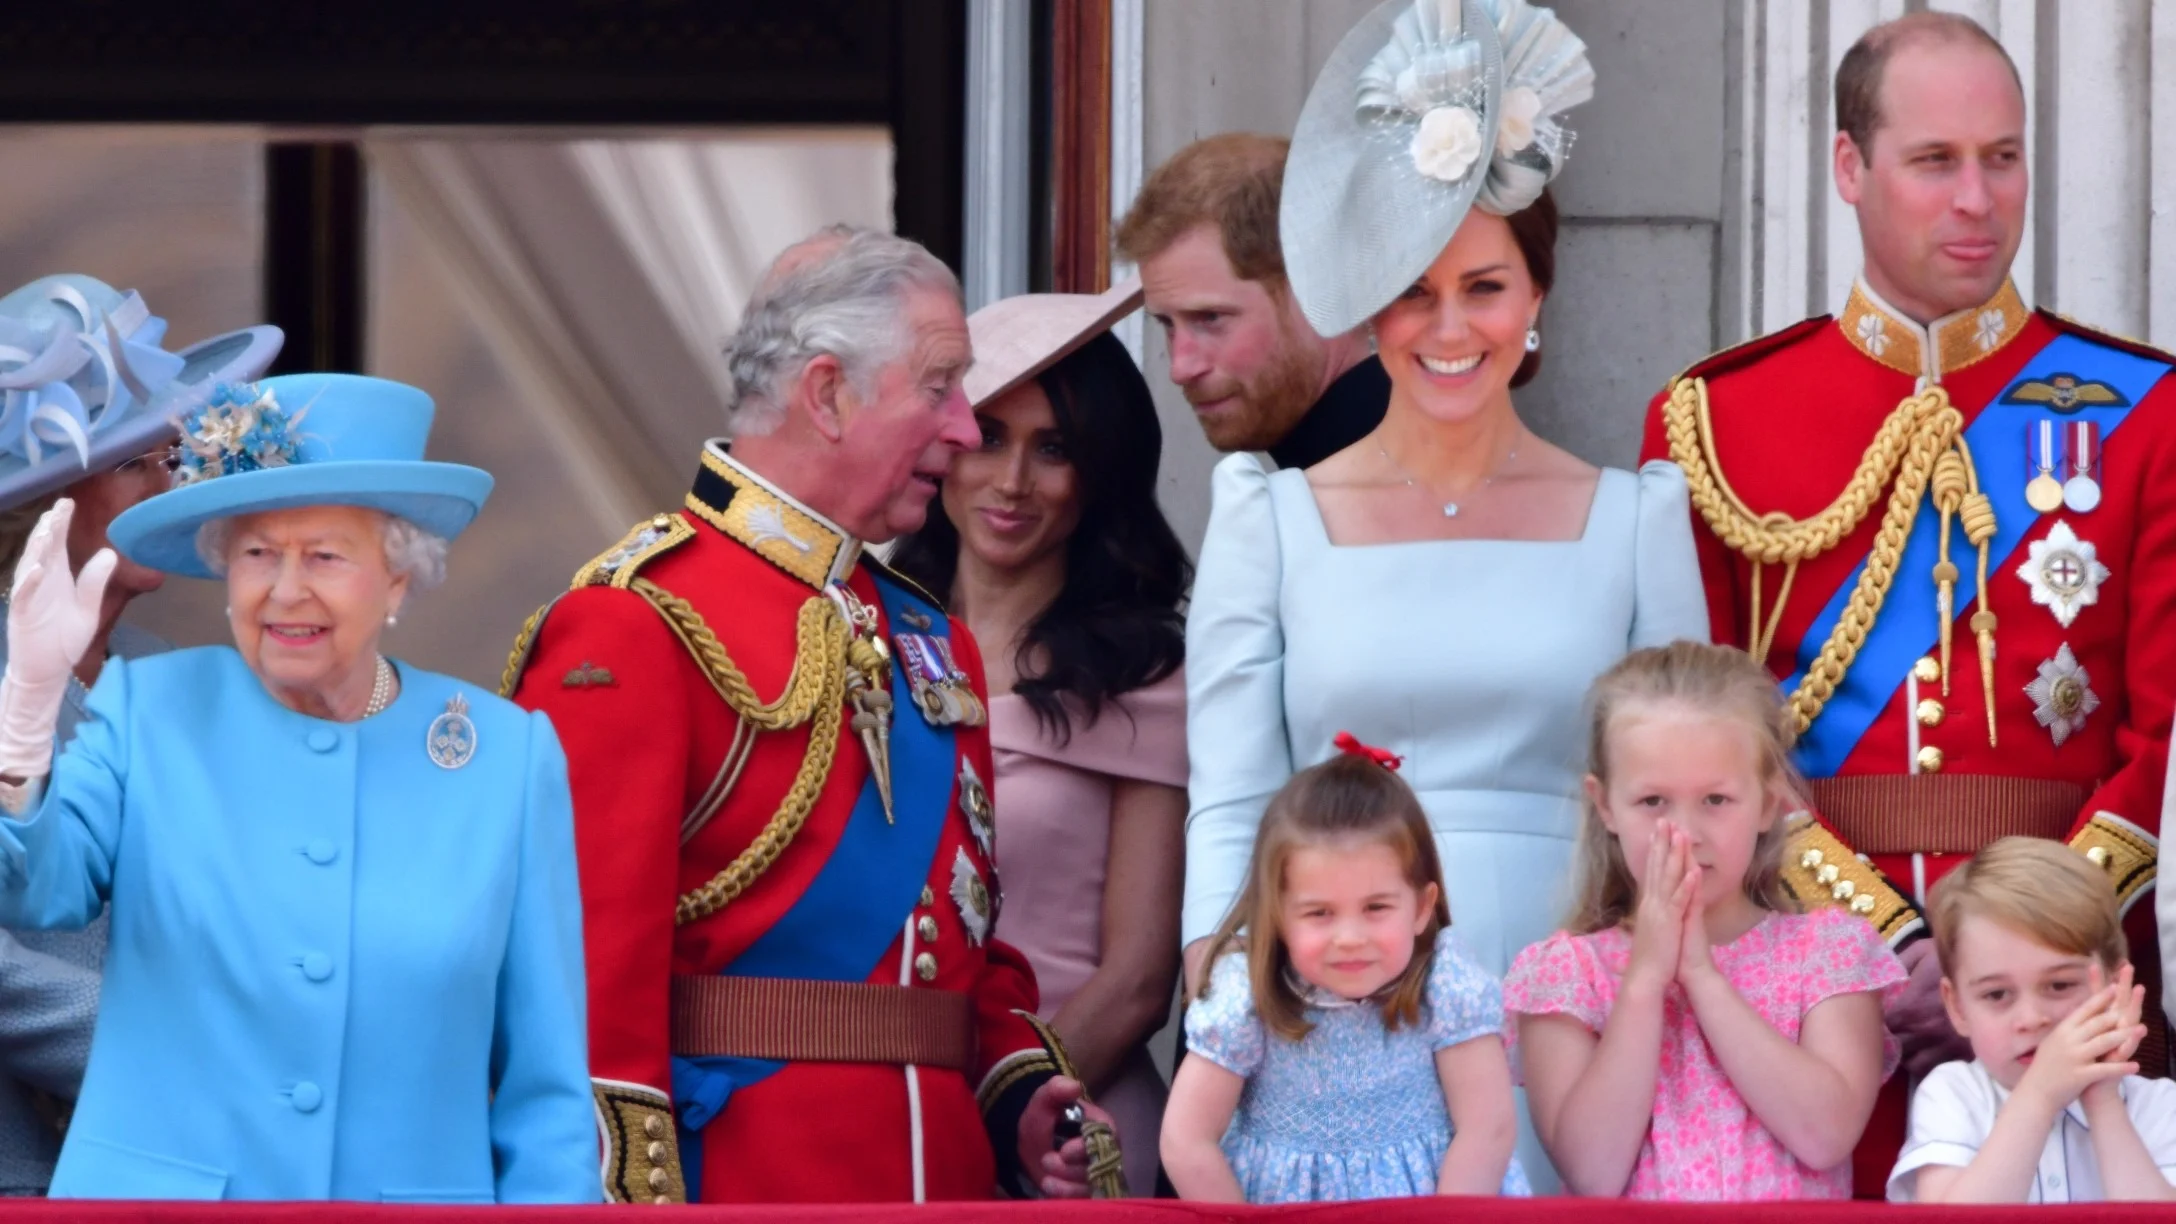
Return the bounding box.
[1280,0,1594,336]
[0,274,283,512]
[107,372,494,580]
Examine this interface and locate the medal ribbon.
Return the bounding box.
[1784,332,2169,777]
[2071,420,2100,479]
[2033,418,2059,479]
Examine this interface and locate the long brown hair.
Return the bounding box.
[1195,752,1451,1040]
[1566,641,1803,935]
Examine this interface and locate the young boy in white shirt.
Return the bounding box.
[1888,836,2176,1203]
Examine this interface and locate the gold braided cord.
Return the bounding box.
[631,578,838,731]
[499,602,551,698]
[647,585,853,926]
[1665,377,1972,735]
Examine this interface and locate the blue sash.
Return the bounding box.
[671,573,960,1191]
[1786,332,2170,776]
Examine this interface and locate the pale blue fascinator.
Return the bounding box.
[1281,0,1596,336]
[0,275,282,512]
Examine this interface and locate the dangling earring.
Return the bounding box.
[1524,326,1541,353]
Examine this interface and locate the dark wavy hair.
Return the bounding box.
[892,330,1190,742]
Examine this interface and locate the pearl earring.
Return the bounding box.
[1524,326,1541,353]
[386,613,398,628]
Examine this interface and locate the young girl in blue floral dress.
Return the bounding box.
[1160,735,1526,1202]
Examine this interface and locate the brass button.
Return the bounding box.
[647,1168,670,1192]
[643,1115,668,1140]
[646,1141,669,1163]
[914,952,938,981]
[917,916,939,942]
[1916,699,1944,727]
[1831,879,1857,901]
[1913,656,1941,684]
[1850,893,1876,915]
[652,1196,671,1206]
[2086,845,2112,869]
[1816,864,1840,886]
[1799,849,1825,870]
[920,886,935,907]
[1916,746,1944,774]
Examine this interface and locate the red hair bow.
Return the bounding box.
[1333,731,1402,772]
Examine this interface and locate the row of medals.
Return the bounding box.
[2025,417,2101,513]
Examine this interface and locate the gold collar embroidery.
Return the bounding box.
[1838,277,2028,383]
[685,442,862,589]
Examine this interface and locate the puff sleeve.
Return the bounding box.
[1424,936,1506,1050]
[1184,952,1266,1077]
[1630,460,1711,649]
[1182,454,1293,946]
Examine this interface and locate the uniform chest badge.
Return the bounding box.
[2025,644,2100,747]
[2001,373,2131,413]
[893,630,988,728]
[2015,521,2109,628]
[949,848,992,946]
[958,758,995,859]
[428,693,479,769]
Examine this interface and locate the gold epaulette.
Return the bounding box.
[2069,811,2158,915]
[497,512,698,696]
[573,513,697,590]
[593,1079,687,1204]
[1781,815,1923,946]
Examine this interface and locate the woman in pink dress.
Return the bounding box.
[891,284,1190,1196]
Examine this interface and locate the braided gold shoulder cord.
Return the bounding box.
[494,583,852,923]
[1664,378,1998,741]
[627,581,854,924]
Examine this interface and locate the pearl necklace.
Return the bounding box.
[363,655,395,718]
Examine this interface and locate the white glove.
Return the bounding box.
[0,499,114,783]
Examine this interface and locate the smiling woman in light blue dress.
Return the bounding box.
[1181,0,1709,1192]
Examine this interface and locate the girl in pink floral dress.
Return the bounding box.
[1503,642,1905,1200]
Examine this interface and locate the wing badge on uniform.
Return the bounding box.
[2000,373,2131,413]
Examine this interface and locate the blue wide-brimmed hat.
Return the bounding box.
[0,274,283,512]
[108,373,494,579]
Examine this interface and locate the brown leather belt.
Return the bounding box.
[1808,775,2084,856]
[670,975,975,1070]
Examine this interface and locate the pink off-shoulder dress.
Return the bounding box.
[1502,907,1906,1201]
[989,668,1186,1198]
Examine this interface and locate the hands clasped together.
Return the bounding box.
[2011,962,2149,1116]
[1623,820,1721,995]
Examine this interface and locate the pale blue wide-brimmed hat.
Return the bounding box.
[108,373,494,580]
[0,274,283,512]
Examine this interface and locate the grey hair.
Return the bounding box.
[195,511,450,590]
[720,225,962,437]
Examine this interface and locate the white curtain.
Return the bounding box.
[364,131,893,534]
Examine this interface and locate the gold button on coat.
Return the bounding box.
[643,1115,667,1140]
[1916,746,1944,773]
[914,952,938,981]
[648,1168,670,1192]
[2087,845,2112,868]
[647,1141,669,1163]
[1915,699,1944,726]
[1913,657,1942,683]
[1850,893,1876,915]
[920,886,935,907]
[918,916,939,942]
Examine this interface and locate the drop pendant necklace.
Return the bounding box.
[1377,428,1523,518]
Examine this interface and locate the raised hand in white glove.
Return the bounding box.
[0,499,115,784]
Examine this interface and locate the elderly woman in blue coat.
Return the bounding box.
[0,372,600,1203]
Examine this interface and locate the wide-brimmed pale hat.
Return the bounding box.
[963,280,1144,408]
[0,274,283,512]
[1282,0,1594,336]
[108,373,493,579]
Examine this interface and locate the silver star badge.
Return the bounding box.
[2025,644,2100,747]
[957,758,994,860]
[949,848,991,946]
[2016,521,2110,629]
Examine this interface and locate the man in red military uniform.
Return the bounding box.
[1639,13,2167,1194]
[506,227,1119,1203]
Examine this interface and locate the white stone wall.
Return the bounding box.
[1129,0,2172,551]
